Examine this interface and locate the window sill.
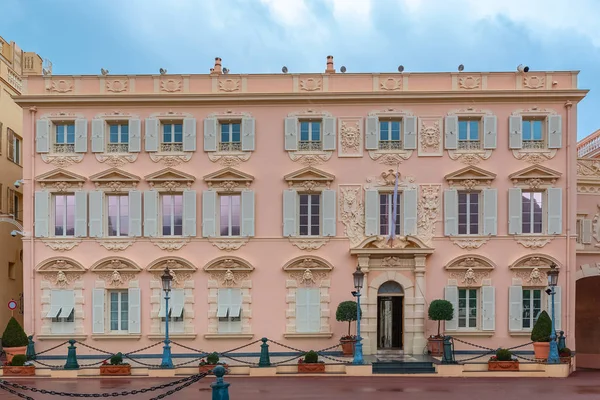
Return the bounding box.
[147,334,197,340]
[509,331,533,337]
[37,334,88,341]
[445,331,494,337]
[91,334,142,340]
[283,333,334,339]
[204,334,254,340]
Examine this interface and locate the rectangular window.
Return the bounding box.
[458,119,480,150]
[217,288,242,333]
[219,122,242,152]
[458,192,480,235]
[54,123,76,153]
[161,123,183,152]
[522,119,544,149]
[522,288,542,330]
[107,123,129,153]
[107,195,129,237]
[161,194,183,236]
[576,218,583,244]
[522,192,543,234]
[299,194,320,236]
[7,128,21,164]
[295,287,321,333]
[458,288,477,329]
[379,193,401,235]
[47,290,75,334]
[159,289,185,334]
[8,262,16,280]
[379,120,402,150]
[8,188,21,221]
[219,195,241,236]
[299,121,322,151]
[109,290,129,332]
[54,194,76,237]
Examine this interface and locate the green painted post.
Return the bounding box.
[64,339,80,370]
[558,331,566,351]
[258,337,271,367]
[26,335,36,360]
[441,336,456,364]
[211,365,230,400]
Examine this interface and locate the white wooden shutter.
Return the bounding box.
[364,189,378,236]
[34,191,50,237]
[444,286,459,331]
[229,289,242,319]
[308,288,321,333]
[508,285,523,332]
[481,286,495,331]
[547,115,562,149]
[182,118,197,152]
[547,187,563,235]
[509,115,523,149]
[241,190,255,237]
[171,289,185,318]
[92,288,105,334]
[158,293,168,318]
[46,290,62,318]
[217,289,229,318]
[508,188,523,235]
[74,191,87,237]
[365,116,379,150]
[36,119,50,153]
[145,118,159,152]
[403,116,417,150]
[549,286,562,331]
[444,116,458,149]
[444,189,458,236]
[284,117,298,151]
[241,116,255,151]
[296,288,309,333]
[583,218,593,244]
[203,117,218,151]
[182,190,197,237]
[202,190,217,237]
[483,115,497,149]
[143,190,159,237]
[128,190,142,237]
[403,188,417,236]
[482,188,497,236]
[128,119,141,153]
[128,287,141,334]
[283,189,297,237]
[322,117,336,150]
[88,191,104,238]
[58,290,75,319]
[91,119,105,153]
[322,189,336,237]
[74,118,88,153]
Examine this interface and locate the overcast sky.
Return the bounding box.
[3,0,599,139]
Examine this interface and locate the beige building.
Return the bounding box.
[0,36,45,328]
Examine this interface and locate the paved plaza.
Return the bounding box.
[1,370,600,400]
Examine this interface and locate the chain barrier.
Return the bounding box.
[0,383,34,400]
[218,354,260,366]
[170,341,206,354]
[32,359,62,369]
[219,339,262,355]
[266,339,350,365]
[32,341,70,357]
[149,373,205,400]
[451,337,541,364]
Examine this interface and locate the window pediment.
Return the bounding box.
[445,256,495,287]
[284,167,334,190]
[36,169,86,191]
[36,257,86,272]
[147,257,197,272]
[145,168,195,190]
[445,255,495,271]
[509,165,561,187]
[90,257,142,272]
[204,256,254,272]
[510,254,560,287]
[90,168,140,191]
[282,256,334,272]
[510,254,560,270]
[445,166,495,189]
[204,167,254,190]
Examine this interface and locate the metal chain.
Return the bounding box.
[149,373,204,400]
[219,339,262,354]
[32,341,70,356]
[170,342,206,354]
[171,356,207,368]
[270,354,304,366]
[32,359,63,369]
[74,341,114,355]
[219,354,259,366]
[0,383,35,400]
[122,354,163,368]
[267,339,349,363]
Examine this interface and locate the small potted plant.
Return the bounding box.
[100,353,131,376]
[488,348,519,371]
[1,317,29,363]
[336,301,358,356]
[2,354,36,376]
[199,352,228,374]
[531,310,552,360]
[559,347,572,365]
[427,300,454,356]
[297,350,325,373]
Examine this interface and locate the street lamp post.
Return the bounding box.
[546,263,560,364]
[160,267,174,368]
[352,267,365,365]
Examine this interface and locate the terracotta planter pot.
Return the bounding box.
[100,364,131,376]
[427,337,444,356]
[199,364,228,375]
[340,339,356,356]
[298,363,326,373]
[488,361,519,371]
[2,366,36,376]
[533,342,550,360]
[3,346,27,364]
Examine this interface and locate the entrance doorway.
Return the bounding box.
[377,281,404,350]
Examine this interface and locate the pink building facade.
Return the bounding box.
[16,58,587,360]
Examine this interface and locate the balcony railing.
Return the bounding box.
[7,70,22,92]
[578,135,600,157]
[522,140,545,150]
[52,143,75,153]
[107,143,129,153]
[219,142,242,152]
[458,141,482,150]
[378,140,402,150]
[160,143,183,152]
[299,141,322,151]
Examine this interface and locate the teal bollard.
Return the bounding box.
[558,331,566,351]
[26,335,36,360]
[441,336,456,364]
[211,365,230,400]
[64,339,80,370]
[258,337,271,367]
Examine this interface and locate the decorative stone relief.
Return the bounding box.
[90,258,142,288]
[95,153,138,168]
[523,76,545,89]
[451,237,490,250]
[46,80,74,93]
[96,239,135,251]
[577,159,600,177]
[515,267,547,285]
[338,118,363,157]
[37,258,86,289]
[510,254,557,287]
[593,206,600,244]
[41,153,84,168]
[380,257,406,268]
[218,79,240,92]
[160,79,182,93]
[339,185,366,248]
[106,80,128,93]
[41,239,81,252]
[149,258,196,288]
[514,236,552,250]
[379,77,402,91]
[417,184,441,246]
[288,237,330,251]
[458,76,481,90]
[289,152,332,166]
[208,237,249,252]
[151,237,190,251]
[299,78,322,91]
[418,118,443,156]
[365,169,416,190]
[445,255,495,287]
[149,152,192,167]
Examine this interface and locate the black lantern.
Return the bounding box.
[161,267,173,292]
[547,263,559,287]
[353,267,365,291]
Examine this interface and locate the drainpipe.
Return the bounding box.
[28,106,36,335]
[564,100,573,344]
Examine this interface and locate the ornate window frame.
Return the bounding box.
[509,254,560,287]
[205,110,254,167]
[446,108,495,165]
[285,109,335,167]
[148,111,195,167]
[93,111,141,167]
[282,256,334,338]
[147,257,197,339]
[510,107,559,164]
[38,111,86,168]
[367,108,415,166]
[203,256,255,339]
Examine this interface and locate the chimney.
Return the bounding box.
[211,57,223,75]
[325,55,335,73]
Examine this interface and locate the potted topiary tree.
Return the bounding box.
[297,350,325,373]
[559,347,572,365]
[336,301,358,356]
[1,317,29,363]
[488,348,519,371]
[199,352,228,374]
[2,354,35,376]
[427,300,454,356]
[531,310,552,360]
[100,353,131,376]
